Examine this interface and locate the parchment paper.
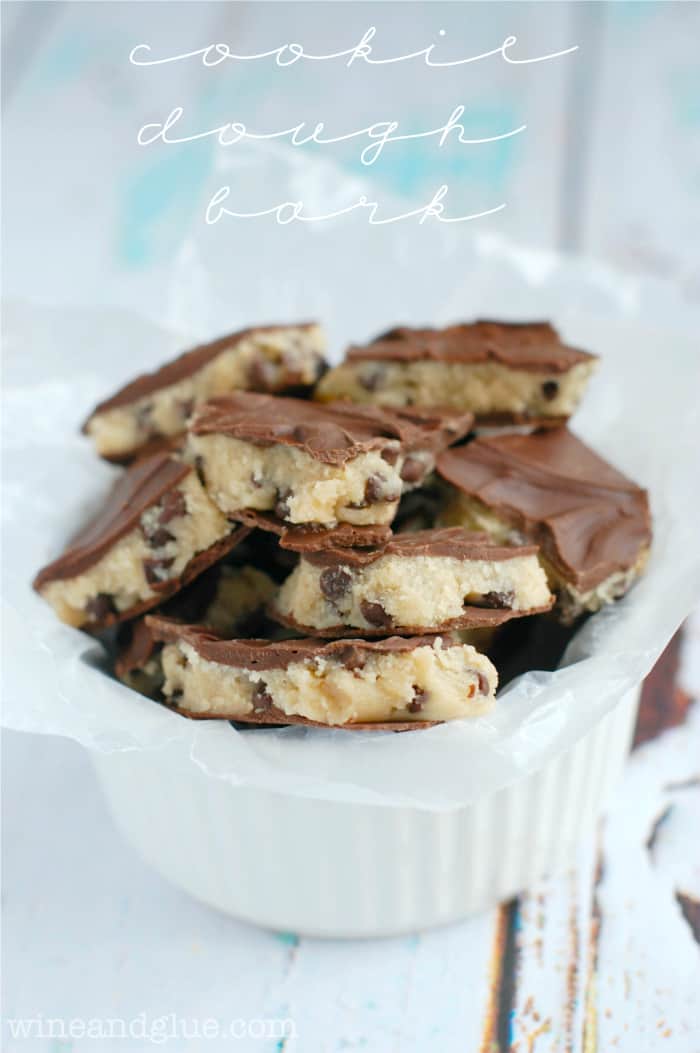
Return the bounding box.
[3,150,700,809]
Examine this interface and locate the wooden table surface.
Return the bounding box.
[2,4,699,1050]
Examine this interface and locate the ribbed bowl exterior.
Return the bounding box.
[93,688,639,937]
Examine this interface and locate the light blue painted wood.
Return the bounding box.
[3,1,575,317]
[579,2,700,305]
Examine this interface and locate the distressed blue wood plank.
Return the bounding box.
[579,2,700,302]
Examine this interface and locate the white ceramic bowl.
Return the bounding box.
[92,686,639,938]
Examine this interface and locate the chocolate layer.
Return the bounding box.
[236,510,393,551]
[437,427,651,592]
[99,433,185,466]
[190,394,471,465]
[273,603,552,639]
[169,700,438,732]
[115,617,160,679]
[84,323,319,421]
[327,403,474,454]
[34,454,191,586]
[146,616,453,670]
[347,320,594,372]
[288,526,540,567]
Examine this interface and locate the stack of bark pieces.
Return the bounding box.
[33,319,652,729]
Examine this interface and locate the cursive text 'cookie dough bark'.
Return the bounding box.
[84,323,327,462]
[437,427,652,621]
[316,320,596,423]
[147,618,498,726]
[116,563,277,697]
[189,394,472,530]
[272,527,553,636]
[33,453,250,630]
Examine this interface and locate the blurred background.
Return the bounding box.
[3,1,700,332]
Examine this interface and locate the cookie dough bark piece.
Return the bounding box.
[437,427,652,621]
[83,323,327,463]
[116,563,277,697]
[316,320,596,423]
[147,618,498,726]
[189,394,472,530]
[272,527,553,636]
[33,453,250,631]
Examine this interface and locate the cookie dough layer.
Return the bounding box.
[38,471,228,627]
[116,564,277,697]
[315,320,596,421]
[34,455,248,630]
[119,649,164,699]
[316,358,595,420]
[154,629,498,725]
[84,324,326,462]
[188,394,468,529]
[192,434,404,527]
[553,548,651,622]
[273,530,553,635]
[440,475,651,622]
[439,490,529,545]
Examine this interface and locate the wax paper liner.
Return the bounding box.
[3,148,700,810]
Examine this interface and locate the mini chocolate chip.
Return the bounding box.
[542,380,559,401]
[158,489,186,526]
[334,645,366,671]
[274,487,292,520]
[144,526,175,549]
[252,681,274,711]
[143,557,175,585]
[170,690,183,704]
[407,685,429,713]
[194,455,206,486]
[467,590,515,610]
[358,365,386,391]
[476,672,491,696]
[380,446,400,466]
[179,398,195,421]
[84,593,116,623]
[360,599,393,628]
[248,356,279,391]
[319,567,352,603]
[136,403,155,434]
[399,455,425,484]
[312,359,329,383]
[364,474,400,505]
